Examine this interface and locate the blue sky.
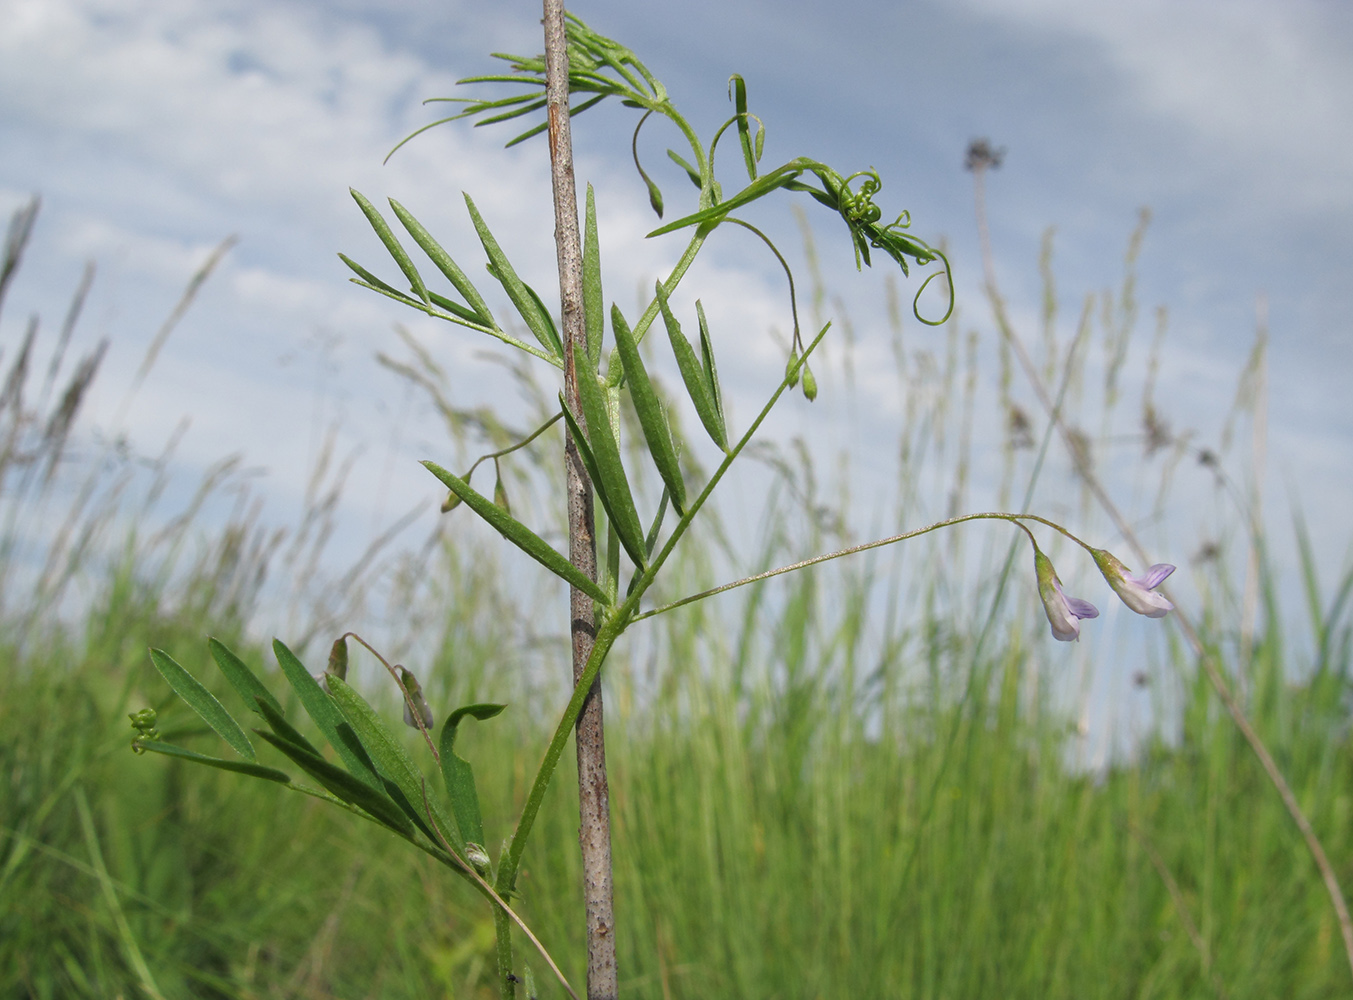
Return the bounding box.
[2,0,1351,718]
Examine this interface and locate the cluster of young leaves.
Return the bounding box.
[137,638,502,883]
[426,12,953,320]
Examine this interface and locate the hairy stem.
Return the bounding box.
[543,2,618,998]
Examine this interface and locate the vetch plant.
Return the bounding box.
[132,7,1173,998]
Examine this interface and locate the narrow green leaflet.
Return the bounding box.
[208,637,283,718]
[583,185,604,368]
[387,197,495,325]
[610,304,686,514]
[423,460,609,605]
[656,283,727,451]
[463,194,563,360]
[518,279,565,360]
[645,486,670,559]
[350,189,430,305]
[326,675,455,848]
[255,697,322,758]
[254,730,416,837]
[559,392,648,572]
[337,253,420,305]
[135,741,290,783]
[666,149,702,189]
[574,365,648,569]
[695,301,727,437]
[271,639,383,790]
[730,74,756,182]
[148,648,255,761]
[439,704,507,851]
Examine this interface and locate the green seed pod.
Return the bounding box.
[441,490,463,513]
[786,348,800,387]
[802,364,818,401]
[493,466,510,515]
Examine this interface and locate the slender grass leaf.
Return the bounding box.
[423,460,609,604]
[502,95,608,148]
[657,283,727,451]
[667,149,703,189]
[730,75,756,182]
[326,675,453,847]
[464,195,562,359]
[696,301,727,439]
[439,704,507,851]
[149,649,255,761]
[350,189,429,305]
[135,741,290,783]
[583,185,604,368]
[387,198,495,324]
[611,305,685,514]
[255,697,321,758]
[271,639,382,790]
[208,637,283,719]
[254,730,415,837]
[575,364,648,569]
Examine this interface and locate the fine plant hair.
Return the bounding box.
[128,10,1179,1000]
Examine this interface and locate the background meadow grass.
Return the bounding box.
[2,190,1352,999]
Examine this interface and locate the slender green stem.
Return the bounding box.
[465,411,563,479]
[631,511,1046,624]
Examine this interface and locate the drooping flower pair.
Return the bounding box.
[1032,545,1175,642]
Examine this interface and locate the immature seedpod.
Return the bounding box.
[801,364,818,401]
[786,347,800,387]
[493,463,511,515]
[441,490,463,513]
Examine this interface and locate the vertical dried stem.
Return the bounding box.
[542,3,618,997]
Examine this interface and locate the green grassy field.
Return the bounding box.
[2,197,1352,998]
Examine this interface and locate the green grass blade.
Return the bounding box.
[657,283,727,451]
[349,189,429,305]
[387,198,495,325]
[326,674,454,847]
[575,363,648,569]
[135,741,291,783]
[439,704,507,851]
[148,648,255,761]
[583,185,604,368]
[207,637,283,718]
[254,730,415,837]
[271,639,382,789]
[611,304,686,514]
[463,194,562,360]
[423,460,609,604]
